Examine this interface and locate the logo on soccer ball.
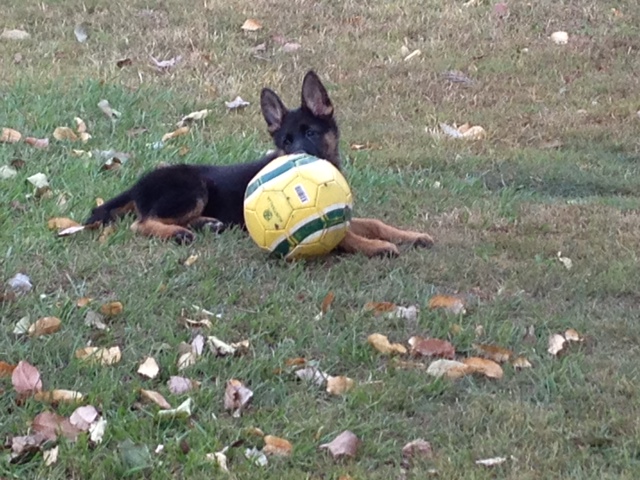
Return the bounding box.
[262,209,273,221]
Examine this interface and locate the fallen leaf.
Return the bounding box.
[140,389,172,409]
[367,333,407,355]
[12,360,42,394]
[565,328,582,342]
[73,24,88,43]
[0,361,16,377]
[89,416,107,443]
[75,346,122,365]
[321,291,335,315]
[74,117,87,134]
[116,58,132,68]
[326,376,355,395]
[224,379,253,417]
[548,333,566,356]
[557,251,572,270]
[281,42,301,53]
[10,433,49,460]
[403,49,421,61]
[24,137,49,149]
[245,447,269,467]
[8,272,32,293]
[1,127,22,143]
[295,366,329,386]
[32,411,82,441]
[402,439,433,466]
[84,310,108,330]
[157,397,192,419]
[47,217,80,230]
[390,359,427,370]
[208,450,229,472]
[168,376,200,394]
[428,295,466,314]
[550,31,569,45]
[263,435,293,456]
[69,405,99,431]
[225,96,250,110]
[43,445,59,466]
[1,29,31,40]
[463,357,504,379]
[476,456,508,467]
[511,356,532,369]
[208,336,237,356]
[177,109,210,128]
[100,301,123,316]
[138,357,160,379]
[26,173,50,194]
[364,301,397,314]
[13,315,31,334]
[0,165,18,179]
[97,99,121,120]
[391,305,419,321]
[150,54,182,71]
[409,336,455,359]
[183,254,199,267]
[473,344,513,363]
[98,225,116,243]
[320,430,360,459]
[28,316,61,337]
[241,18,262,31]
[53,126,78,141]
[285,357,306,367]
[58,225,86,237]
[426,359,472,379]
[161,126,189,142]
[34,389,84,404]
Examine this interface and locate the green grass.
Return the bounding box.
[2,0,640,478]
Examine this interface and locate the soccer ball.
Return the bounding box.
[244,153,353,259]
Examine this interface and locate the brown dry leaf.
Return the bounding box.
[47,217,80,230]
[100,301,123,316]
[548,333,566,356]
[428,295,466,314]
[512,356,532,369]
[473,343,513,363]
[0,361,16,377]
[161,126,189,142]
[402,439,433,466]
[285,357,306,367]
[69,405,99,431]
[409,336,455,359]
[137,357,160,379]
[168,376,200,394]
[426,359,472,379]
[1,127,22,143]
[98,225,116,244]
[241,18,262,31]
[320,430,360,460]
[28,316,61,337]
[367,333,407,355]
[12,360,43,395]
[32,411,82,442]
[116,58,133,68]
[183,254,199,267]
[24,137,49,149]
[140,389,172,409]
[326,375,355,396]
[321,291,335,315]
[53,126,78,141]
[565,328,582,342]
[363,301,397,315]
[34,389,84,404]
[177,350,198,370]
[224,379,253,417]
[74,117,87,134]
[263,435,293,457]
[176,109,210,128]
[463,357,504,379]
[75,346,122,365]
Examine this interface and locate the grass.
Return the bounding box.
[2,0,640,478]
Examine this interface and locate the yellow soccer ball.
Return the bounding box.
[244,153,353,259]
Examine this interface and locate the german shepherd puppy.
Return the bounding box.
[85,71,433,257]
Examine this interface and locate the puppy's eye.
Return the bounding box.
[305,129,317,139]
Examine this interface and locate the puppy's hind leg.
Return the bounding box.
[350,218,434,248]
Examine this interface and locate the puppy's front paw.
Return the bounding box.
[201,219,226,234]
[173,230,195,245]
[370,243,400,258]
[412,234,434,249]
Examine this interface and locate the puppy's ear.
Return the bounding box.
[301,70,333,118]
[261,88,288,133]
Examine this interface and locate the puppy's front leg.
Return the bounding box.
[338,229,399,258]
[350,218,434,248]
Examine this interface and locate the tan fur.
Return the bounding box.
[339,218,434,257]
[131,219,192,240]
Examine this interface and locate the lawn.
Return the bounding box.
[2,0,640,478]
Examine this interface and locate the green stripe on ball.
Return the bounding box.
[245,154,320,199]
